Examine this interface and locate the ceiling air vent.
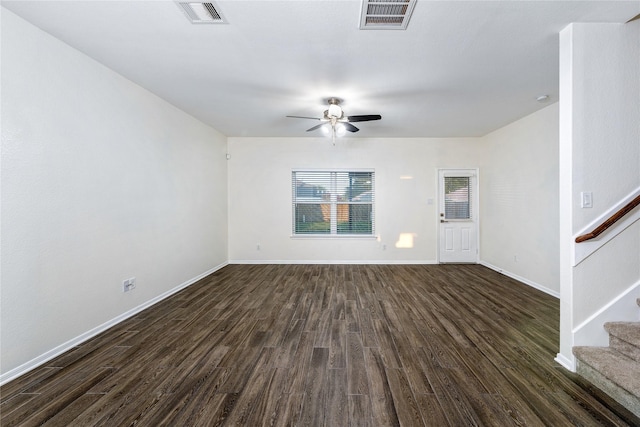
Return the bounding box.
[178,2,227,24]
[360,0,416,30]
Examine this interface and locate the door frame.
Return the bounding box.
[437,168,480,264]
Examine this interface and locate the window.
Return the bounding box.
[292,170,375,236]
[444,176,471,220]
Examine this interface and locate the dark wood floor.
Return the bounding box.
[1,264,638,426]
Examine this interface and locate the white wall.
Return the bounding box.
[1,10,228,380]
[480,103,560,296]
[557,22,640,369]
[227,137,483,263]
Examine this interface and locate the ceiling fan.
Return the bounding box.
[287,98,381,143]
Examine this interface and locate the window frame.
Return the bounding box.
[291,169,376,238]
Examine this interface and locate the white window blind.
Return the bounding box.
[444,176,471,220]
[292,170,375,235]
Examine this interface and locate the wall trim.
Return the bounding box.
[555,352,576,372]
[479,261,560,298]
[0,262,228,386]
[229,259,438,265]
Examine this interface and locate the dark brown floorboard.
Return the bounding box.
[1,264,639,426]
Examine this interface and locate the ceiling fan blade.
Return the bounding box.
[344,123,359,133]
[627,13,640,23]
[306,123,326,132]
[347,114,382,122]
[286,115,321,120]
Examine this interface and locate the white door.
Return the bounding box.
[438,169,478,263]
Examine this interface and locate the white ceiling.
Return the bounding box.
[3,0,639,138]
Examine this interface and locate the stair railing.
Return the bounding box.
[575,195,640,243]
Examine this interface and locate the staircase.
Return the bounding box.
[573,299,640,419]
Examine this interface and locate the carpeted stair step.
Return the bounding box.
[573,346,640,418]
[605,322,640,362]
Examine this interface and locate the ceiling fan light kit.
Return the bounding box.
[327,98,343,119]
[286,98,382,144]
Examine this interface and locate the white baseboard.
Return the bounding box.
[555,352,576,372]
[229,259,438,265]
[479,261,560,298]
[0,262,228,386]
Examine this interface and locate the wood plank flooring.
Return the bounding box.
[2,264,639,426]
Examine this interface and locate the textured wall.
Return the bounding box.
[480,103,560,295]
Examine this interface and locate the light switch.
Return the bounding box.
[581,192,593,208]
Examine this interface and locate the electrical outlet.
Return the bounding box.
[123,277,136,292]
